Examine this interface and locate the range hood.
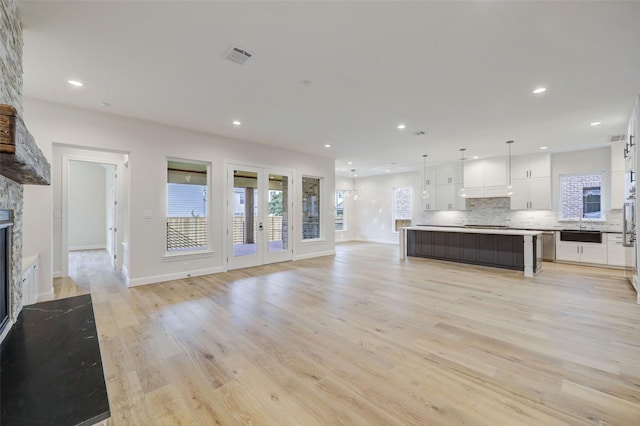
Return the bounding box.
[0,104,50,185]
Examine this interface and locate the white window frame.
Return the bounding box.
[335,189,347,232]
[164,157,213,260]
[392,186,412,233]
[559,172,605,221]
[302,176,324,241]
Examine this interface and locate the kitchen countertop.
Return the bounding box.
[416,225,623,233]
[1,294,110,425]
[404,225,543,236]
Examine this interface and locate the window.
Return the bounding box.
[560,174,602,219]
[335,190,346,231]
[166,160,210,252]
[393,187,412,232]
[302,176,322,240]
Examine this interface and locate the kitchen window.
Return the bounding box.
[560,173,603,219]
[335,190,346,231]
[166,159,210,253]
[392,187,412,232]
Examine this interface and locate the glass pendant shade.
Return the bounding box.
[506,140,514,197]
[458,148,466,198]
[421,154,430,200]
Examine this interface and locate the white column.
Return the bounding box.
[523,235,534,277]
[399,228,406,260]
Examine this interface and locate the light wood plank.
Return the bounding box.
[52,244,640,425]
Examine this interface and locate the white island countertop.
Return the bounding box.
[403,226,543,236]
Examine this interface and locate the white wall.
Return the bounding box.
[22,98,335,288]
[68,161,107,250]
[353,171,420,244]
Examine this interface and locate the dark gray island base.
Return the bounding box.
[1,294,110,426]
[400,226,542,277]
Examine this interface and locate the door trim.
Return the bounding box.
[225,160,295,270]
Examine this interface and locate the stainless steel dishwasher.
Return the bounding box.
[542,231,556,262]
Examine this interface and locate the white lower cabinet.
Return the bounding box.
[606,233,626,266]
[510,177,551,210]
[21,255,39,307]
[555,234,607,264]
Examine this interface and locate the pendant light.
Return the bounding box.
[458,148,467,198]
[506,140,514,196]
[421,154,430,200]
[345,169,360,200]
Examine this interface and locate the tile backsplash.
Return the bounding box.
[420,197,623,232]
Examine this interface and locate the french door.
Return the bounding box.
[227,164,293,270]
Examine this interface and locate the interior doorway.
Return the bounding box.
[227,163,293,270]
[55,145,129,280]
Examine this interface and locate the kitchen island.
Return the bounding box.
[400,226,543,277]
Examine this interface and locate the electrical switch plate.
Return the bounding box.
[143,210,152,219]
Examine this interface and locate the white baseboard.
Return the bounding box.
[69,244,107,251]
[294,250,336,261]
[128,265,226,287]
[36,288,54,303]
[53,270,63,278]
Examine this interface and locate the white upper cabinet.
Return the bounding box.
[461,156,508,197]
[463,160,484,188]
[433,163,464,210]
[510,153,551,210]
[436,163,462,185]
[511,153,551,179]
[611,141,626,210]
[423,166,438,188]
[485,156,508,187]
[611,141,625,173]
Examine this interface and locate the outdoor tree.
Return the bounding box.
[268,191,283,216]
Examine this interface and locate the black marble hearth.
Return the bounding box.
[1,294,110,425]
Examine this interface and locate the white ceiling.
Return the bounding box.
[16,1,640,177]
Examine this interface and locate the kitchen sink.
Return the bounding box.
[560,230,602,243]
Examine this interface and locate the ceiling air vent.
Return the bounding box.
[224,45,254,65]
[608,134,626,143]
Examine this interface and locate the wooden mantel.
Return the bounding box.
[0,104,50,185]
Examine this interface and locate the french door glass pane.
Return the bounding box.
[233,169,258,257]
[268,174,288,253]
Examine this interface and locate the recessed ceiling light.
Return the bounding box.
[354,173,358,177]
[590,121,601,126]
[99,102,110,108]
[532,87,546,94]
[386,170,390,173]
[347,161,352,165]
[232,120,241,126]
[397,124,406,129]
[68,80,83,87]
[472,156,479,159]
[324,144,331,148]
[540,146,548,150]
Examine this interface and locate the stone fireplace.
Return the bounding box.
[0,1,49,342]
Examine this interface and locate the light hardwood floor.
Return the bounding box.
[56,243,640,425]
